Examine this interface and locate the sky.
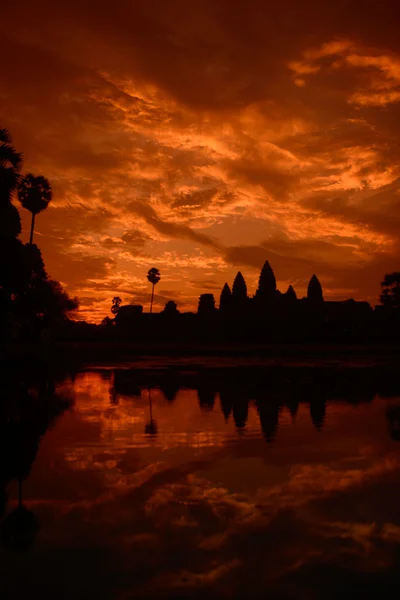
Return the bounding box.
[1,0,400,321]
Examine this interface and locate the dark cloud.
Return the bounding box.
[126,201,221,249]
[3,0,400,318]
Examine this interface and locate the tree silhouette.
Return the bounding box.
[18,174,52,245]
[380,272,400,309]
[147,268,161,313]
[111,296,122,315]
[0,479,39,552]
[0,128,23,204]
[0,128,23,238]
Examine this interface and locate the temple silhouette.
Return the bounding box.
[210,261,371,319]
[101,260,384,344]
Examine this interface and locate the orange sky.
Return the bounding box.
[2,0,400,321]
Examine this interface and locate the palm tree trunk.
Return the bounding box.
[29,213,35,245]
[18,477,22,508]
[150,283,155,313]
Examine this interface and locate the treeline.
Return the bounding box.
[0,128,78,341]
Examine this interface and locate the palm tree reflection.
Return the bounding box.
[0,369,73,551]
[145,388,158,436]
[0,477,39,551]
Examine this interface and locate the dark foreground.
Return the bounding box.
[1,361,400,599]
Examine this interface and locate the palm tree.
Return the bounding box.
[18,174,52,245]
[147,267,161,313]
[0,128,23,204]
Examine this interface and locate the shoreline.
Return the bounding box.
[2,341,400,370]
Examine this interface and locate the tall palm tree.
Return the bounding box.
[18,174,52,245]
[147,267,161,313]
[0,128,23,204]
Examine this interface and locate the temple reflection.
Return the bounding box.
[104,366,397,443]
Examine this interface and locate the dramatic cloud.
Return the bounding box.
[2,0,400,319]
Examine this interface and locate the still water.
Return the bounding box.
[1,364,400,599]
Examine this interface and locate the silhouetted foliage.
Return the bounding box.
[0,128,23,205]
[380,272,400,309]
[111,296,122,315]
[147,267,161,313]
[101,316,114,328]
[0,368,73,550]
[18,174,52,245]
[0,126,78,339]
[0,202,21,239]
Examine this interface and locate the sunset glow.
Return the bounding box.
[2,1,400,321]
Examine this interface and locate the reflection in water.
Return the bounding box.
[0,367,73,552]
[387,404,400,441]
[0,478,39,551]
[1,365,400,599]
[145,389,158,436]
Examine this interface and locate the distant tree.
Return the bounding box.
[18,174,52,244]
[219,282,232,312]
[162,300,179,316]
[380,272,400,309]
[21,278,79,326]
[147,268,161,313]
[198,293,216,317]
[0,128,23,238]
[101,316,114,327]
[256,260,276,300]
[0,128,78,339]
[0,128,23,204]
[307,274,324,303]
[111,296,122,315]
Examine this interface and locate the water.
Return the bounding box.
[1,364,400,599]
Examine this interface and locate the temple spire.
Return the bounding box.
[219,282,232,312]
[256,260,277,299]
[232,272,247,301]
[307,274,323,303]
